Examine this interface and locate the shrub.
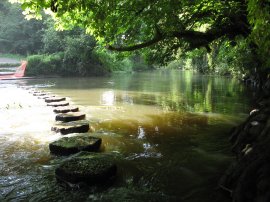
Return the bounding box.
[212,38,258,77]
[26,53,64,76]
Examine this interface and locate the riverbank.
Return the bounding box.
[219,78,270,201]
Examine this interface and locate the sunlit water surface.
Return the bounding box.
[0,70,251,201]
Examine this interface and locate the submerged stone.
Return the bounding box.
[42,95,55,99]
[33,92,47,96]
[56,112,86,122]
[49,135,102,155]
[40,95,55,99]
[45,97,66,103]
[47,101,69,107]
[21,86,32,90]
[53,106,79,113]
[30,90,42,94]
[51,120,89,135]
[55,152,117,185]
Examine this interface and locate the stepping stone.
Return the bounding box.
[49,135,102,155]
[55,152,117,185]
[45,97,66,103]
[33,92,47,96]
[51,120,89,135]
[21,86,32,90]
[40,95,56,99]
[31,90,42,94]
[56,112,85,122]
[47,101,69,107]
[53,106,79,113]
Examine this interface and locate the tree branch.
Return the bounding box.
[107,22,250,52]
[107,33,164,51]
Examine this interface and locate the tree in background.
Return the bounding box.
[0,0,43,55]
[247,0,270,73]
[26,19,138,76]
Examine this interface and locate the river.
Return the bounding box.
[0,70,251,201]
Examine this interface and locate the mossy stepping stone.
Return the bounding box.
[53,106,79,113]
[55,152,117,185]
[45,97,66,103]
[49,135,102,155]
[47,101,69,107]
[56,112,86,122]
[51,120,89,135]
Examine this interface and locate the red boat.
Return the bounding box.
[0,61,27,80]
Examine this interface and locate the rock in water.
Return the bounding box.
[45,97,66,103]
[55,112,86,122]
[47,101,69,107]
[39,95,55,100]
[33,92,47,96]
[55,152,117,185]
[49,135,102,155]
[51,120,89,135]
[53,106,79,113]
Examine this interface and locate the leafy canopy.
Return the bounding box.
[11,0,249,63]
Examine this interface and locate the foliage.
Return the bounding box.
[0,0,44,55]
[212,39,258,77]
[25,18,151,76]
[26,25,143,76]
[165,60,184,70]
[7,0,270,78]
[42,19,67,54]
[94,48,133,72]
[247,0,270,69]
[26,53,63,76]
[170,38,258,77]
[183,49,209,73]
[0,1,151,76]
[11,0,250,65]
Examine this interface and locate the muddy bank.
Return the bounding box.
[220,78,270,202]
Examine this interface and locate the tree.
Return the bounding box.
[0,0,44,55]
[11,0,251,64]
[247,0,270,70]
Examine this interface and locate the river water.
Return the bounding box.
[0,70,251,201]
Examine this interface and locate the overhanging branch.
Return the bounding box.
[107,23,250,52]
[107,34,164,51]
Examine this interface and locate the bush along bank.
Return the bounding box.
[219,78,270,202]
[25,51,147,77]
[25,52,110,77]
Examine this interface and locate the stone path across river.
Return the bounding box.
[21,87,117,187]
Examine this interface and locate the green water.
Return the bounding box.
[0,70,251,201]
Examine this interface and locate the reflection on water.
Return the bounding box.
[0,70,251,201]
[101,90,115,106]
